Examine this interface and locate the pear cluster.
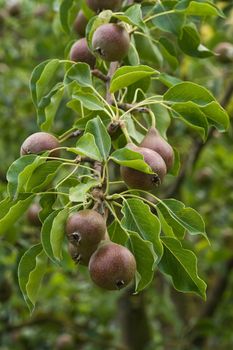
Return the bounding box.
[121,128,174,190]
[70,0,130,66]
[66,209,136,290]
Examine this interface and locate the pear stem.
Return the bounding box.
[120,122,132,143]
[148,109,156,128]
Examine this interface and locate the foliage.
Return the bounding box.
[0,0,233,349]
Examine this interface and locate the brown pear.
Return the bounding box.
[66,209,106,249]
[87,0,122,12]
[140,127,174,170]
[20,132,60,157]
[92,23,130,62]
[120,143,167,190]
[73,11,88,37]
[89,242,136,290]
[70,38,96,69]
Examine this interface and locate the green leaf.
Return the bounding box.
[39,194,57,223]
[159,37,178,69]
[68,133,102,161]
[176,1,225,17]
[200,101,229,132]
[64,63,92,88]
[26,161,62,193]
[86,116,111,160]
[72,91,104,111]
[157,199,207,239]
[159,237,207,299]
[17,156,46,194]
[158,73,182,88]
[0,195,34,235]
[7,155,37,198]
[171,102,209,140]
[114,4,145,31]
[164,82,215,105]
[111,148,154,173]
[178,24,213,58]
[18,244,47,312]
[36,59,61,104]
[127,233,157,292]
[59,0,74,33]
[38,85,64,131]
[164,82,229,132]
[108,220,129,246]
[110,65,155,93]
[69,180,100,202]
[152,1,185,35]
[30,60,50,106]
[121,198,163,260]
[41,211,60,263]
[50,208,69,262]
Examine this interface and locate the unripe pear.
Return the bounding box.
[73,11,88,37]
[70,38,96,69]
[140,127,174,170]
[92,23,130,62]
[20,132,60,157]
[120,143,167,190]
[66,209,106,249]
[89,242,136,290]
[87,0,122,12]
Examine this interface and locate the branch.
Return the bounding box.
[106,62,119,104]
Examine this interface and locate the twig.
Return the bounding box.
[92,69,109,82]
[106,62,119,104]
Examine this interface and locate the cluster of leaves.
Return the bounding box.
[0,0,230,312]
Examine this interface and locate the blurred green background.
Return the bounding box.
[0,1,233,349]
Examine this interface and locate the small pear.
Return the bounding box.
[89,242,136,290]
[66,209,106,249]
[92,23,130,62]
[20,132,60,157]
[70,38,96,69]
[73,11,88,37]
[120,143,167,190]
[140,127,174,170]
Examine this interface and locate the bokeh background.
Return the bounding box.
[0,1,233,349]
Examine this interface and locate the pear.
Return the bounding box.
[70,38,96,69]
[20,132,60,157]
[89,242,136,290]
[92,23,130,62]
[73,11,88,37]
[140,127,174,170]
[120,143,167,190]
[66,209,106,249]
